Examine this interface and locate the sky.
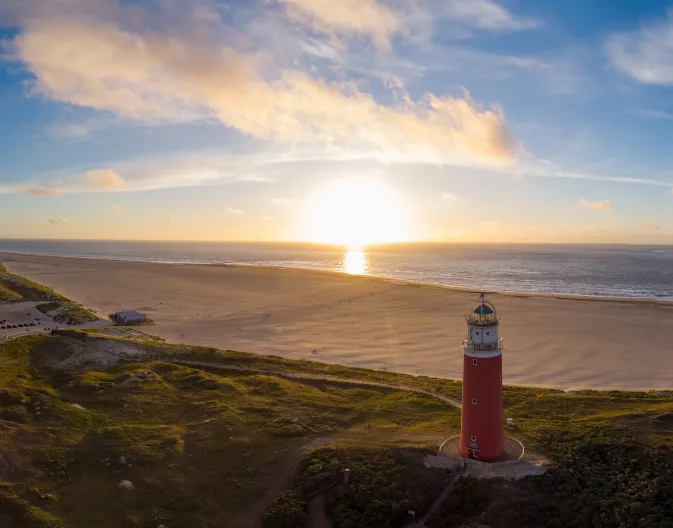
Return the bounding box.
[1,0,673,243]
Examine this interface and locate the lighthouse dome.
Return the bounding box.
[466,296,498,325]
[472,303,494,315]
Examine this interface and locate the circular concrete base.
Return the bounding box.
[439,435,524,463]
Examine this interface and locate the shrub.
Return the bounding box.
[262,490,308,528]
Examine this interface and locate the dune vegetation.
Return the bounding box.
[0,264,97,324]
[0,332,457,528]
[1,330,672,527]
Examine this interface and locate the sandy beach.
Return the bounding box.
[2,252,672,391]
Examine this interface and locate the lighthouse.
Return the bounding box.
[460,294,504,461]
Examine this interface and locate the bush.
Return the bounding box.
[494,435,673,528]
[262,490,308,528]
[294,446,450,528]
[37,302,62,314]
[426,478,499,527]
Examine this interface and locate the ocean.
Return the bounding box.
[1,239,672,300]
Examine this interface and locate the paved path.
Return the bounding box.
[308,494,333,528]
[248,435,339,528]
[406,470,463,528]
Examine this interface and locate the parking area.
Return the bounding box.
[0,301,58,341]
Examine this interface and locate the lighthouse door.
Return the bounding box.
[467,448,479,459]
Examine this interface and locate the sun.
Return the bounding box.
[300,178,412,247]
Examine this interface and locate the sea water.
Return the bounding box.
[1,240,672,300]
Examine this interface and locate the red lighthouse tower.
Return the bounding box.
[460,294,504,461]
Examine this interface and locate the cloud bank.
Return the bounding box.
[5,1,518,167]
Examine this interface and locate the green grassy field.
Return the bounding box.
[1,331,672,528]
[0,333,458,528]
[0,264,97,324]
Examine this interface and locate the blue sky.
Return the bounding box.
[1,0,673,243]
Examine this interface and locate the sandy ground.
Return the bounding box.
[2,252,672,391]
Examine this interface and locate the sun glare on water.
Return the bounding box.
[301,179,412,248]
[344,249,367,275]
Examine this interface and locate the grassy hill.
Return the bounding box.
[0,332,459,527]
[1,331,672,527]
[0,262,97,324]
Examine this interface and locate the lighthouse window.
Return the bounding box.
[471,436,477,442]
[486,332,490,335]
[471,398,477,405]
[476,332,479,335]
[472,359,478,366]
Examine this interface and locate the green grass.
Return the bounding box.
[0,333,459,528]
[66,328,465,401]
[0,267,97,325]
[0,283,23,302]
[37,303,62,315]
[2,331,673,528]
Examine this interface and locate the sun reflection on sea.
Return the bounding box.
[343,249,368,275]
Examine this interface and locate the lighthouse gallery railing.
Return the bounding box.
[462,338,503,351]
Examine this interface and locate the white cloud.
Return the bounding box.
[442,0,541,31]
[440,192,458,201]
[46,122,93,140]
[225,207,243,215]
[578,197,613,211]
[45,117,122,140]
[11,167,129,197]
[278,0,401,49]
[46,217,70,225]
[84,169,125,190]
[606,11,673,85]
[7,144,673,201]
[517,155,673,189]
[269,198,293,205]
[108,204,124,213]
[640,110,673,121]
[6,6,518,167]
[17,185,62,197]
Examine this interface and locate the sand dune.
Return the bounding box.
[2,252,672,391]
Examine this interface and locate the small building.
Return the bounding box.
[111,311,148,325]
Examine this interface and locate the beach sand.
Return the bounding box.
[2,252,672,391]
